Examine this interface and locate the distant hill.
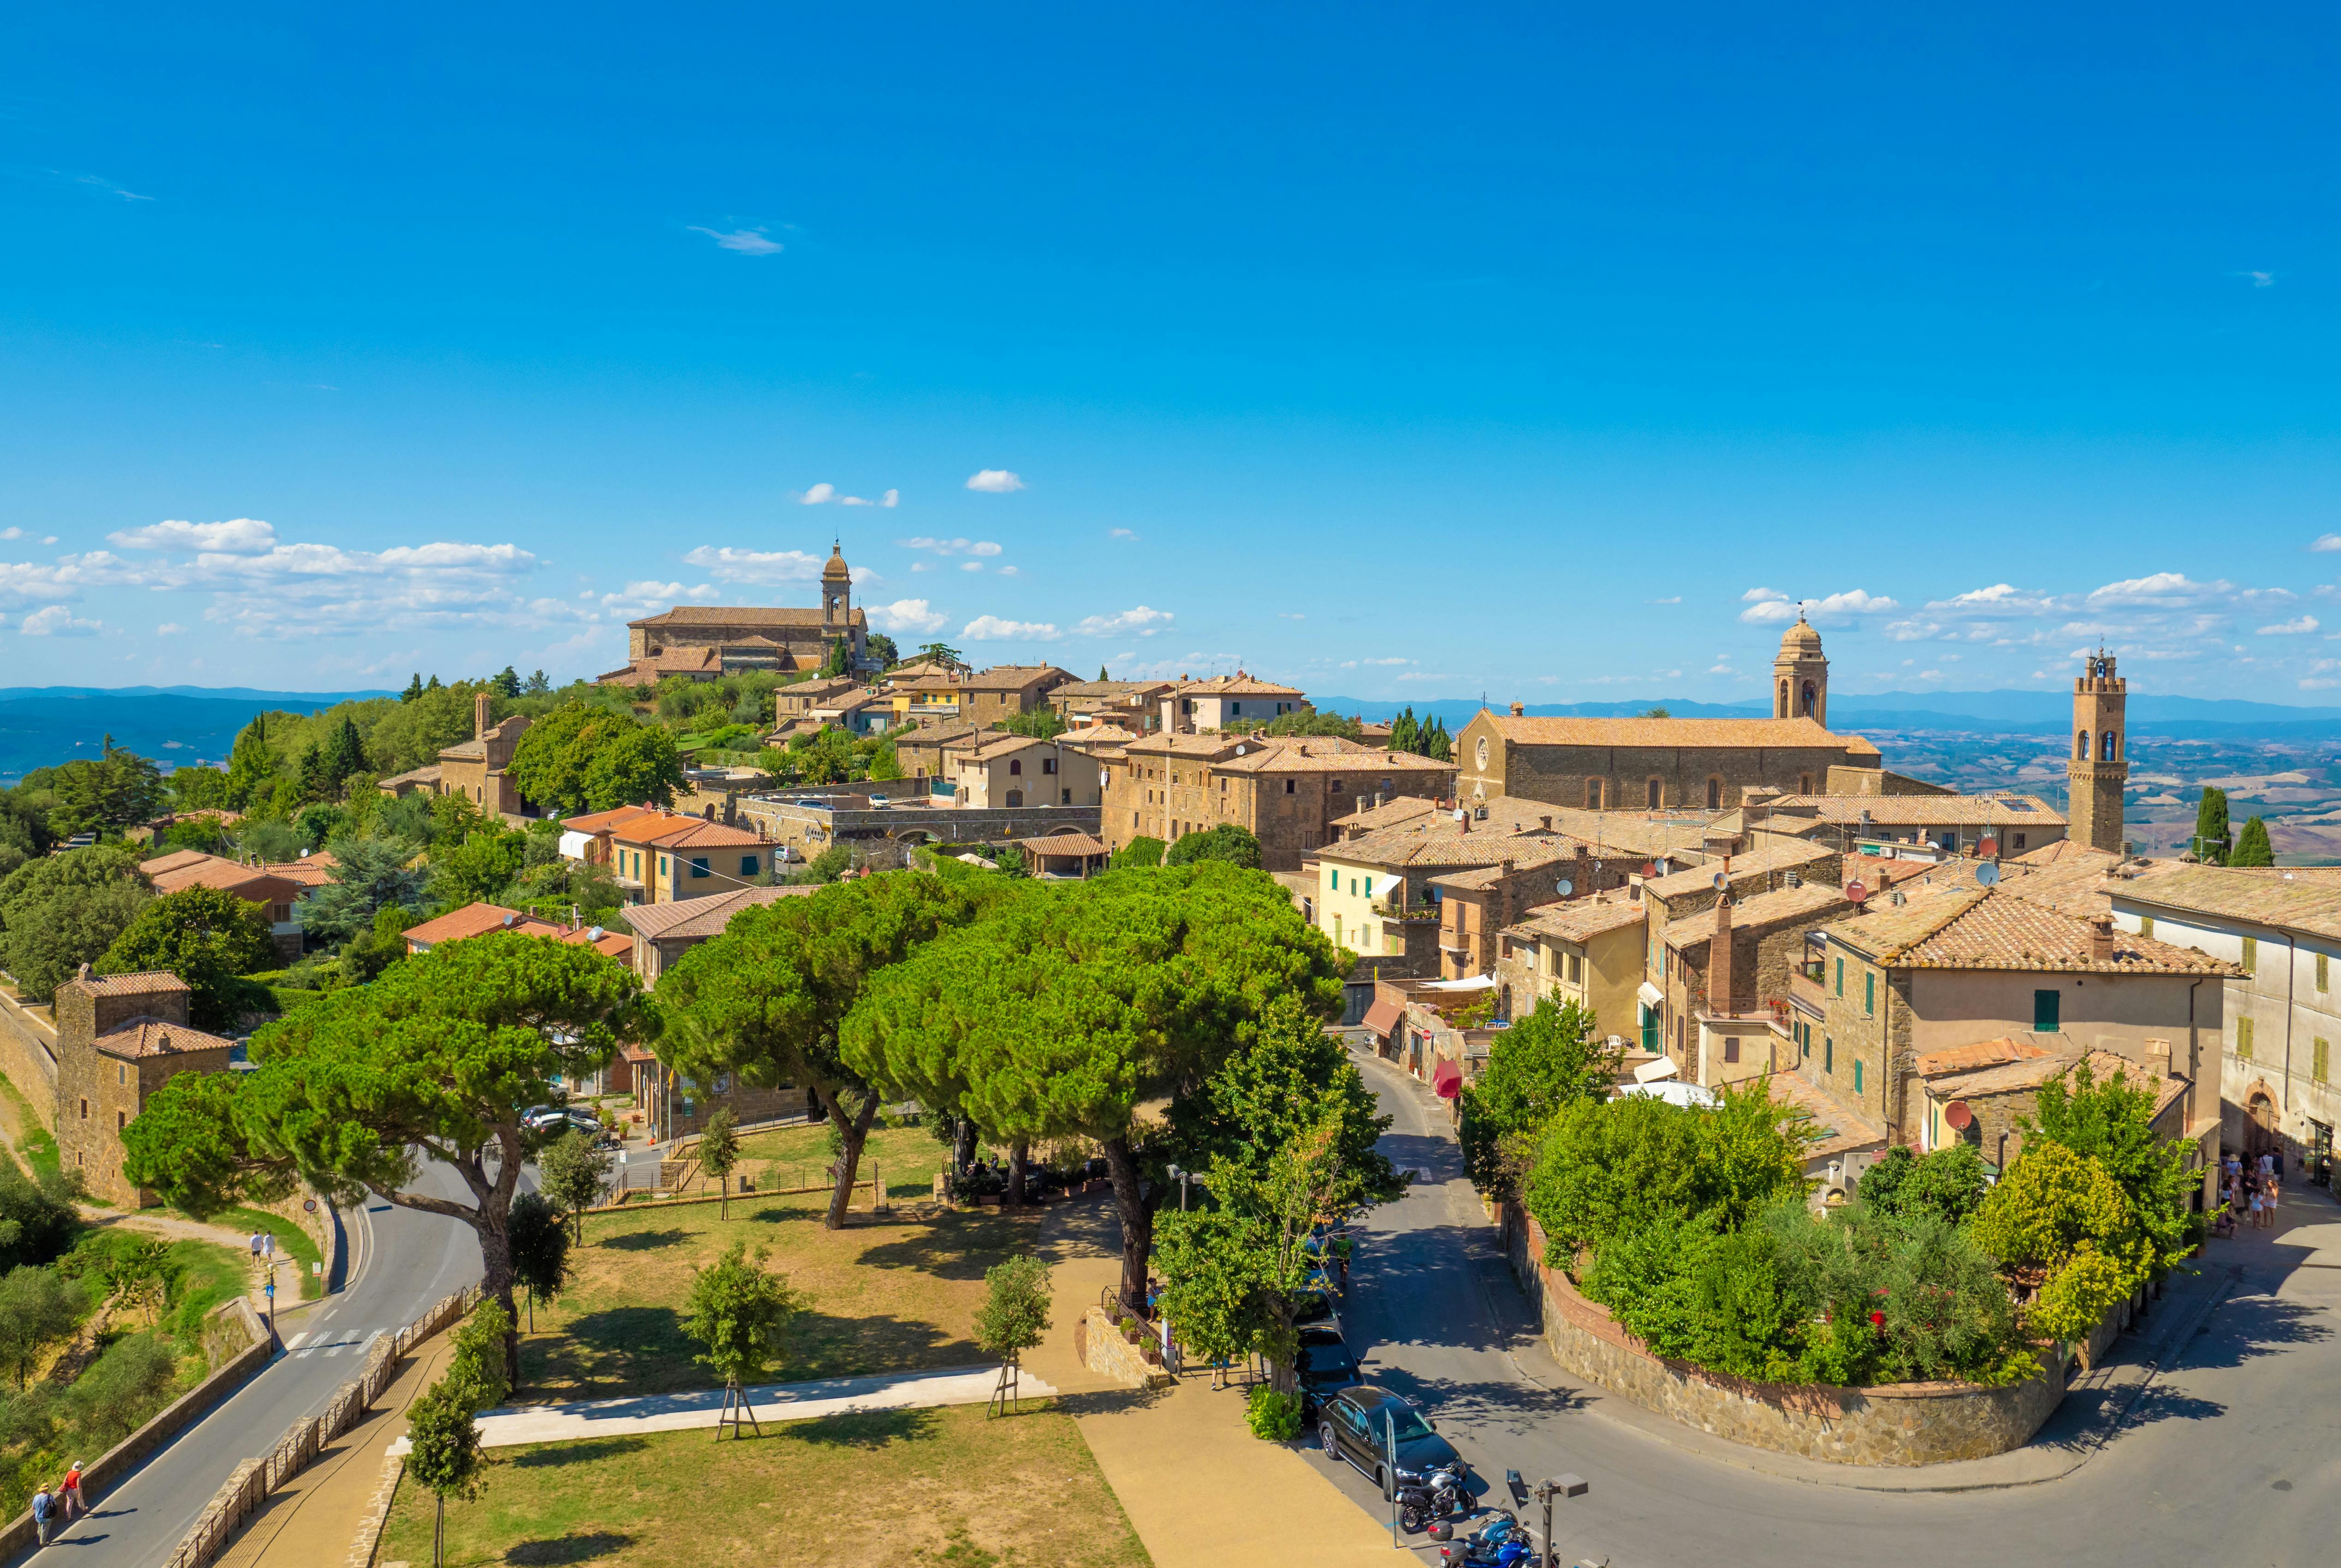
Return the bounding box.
[1316,690,2341,740]
[0,687,395,784]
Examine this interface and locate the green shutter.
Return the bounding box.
[2140,915,2154,940]
[1824,1036,1833,1073]
[2238,1016,2254,1059]
[2315,1037,2330,1084]
[1835,958,1844,997]
[2243,935,2258,974]
[2033,988,2060,1032]
[1864,971,1875,1016]
[2320,953,2330,993]
[1854,1059,1863,1094]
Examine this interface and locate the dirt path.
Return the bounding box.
[80,1207,289,1315]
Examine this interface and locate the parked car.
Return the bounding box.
[1318,1385,1463,1499]
[1293,1284,1340,1337]
[1294,1325,1360,1416]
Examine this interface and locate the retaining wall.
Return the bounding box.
[0,982,59,1127]
[1499,1203,2068,1467]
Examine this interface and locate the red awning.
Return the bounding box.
[1361,997,1405,1037]
[1432,1059,1464,1098]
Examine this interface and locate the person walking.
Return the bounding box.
[2249,1184,2266,1230]
[59,1461,84,1521]
[31,1486,53,1546]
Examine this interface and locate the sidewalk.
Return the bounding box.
[207,1329,458,1568]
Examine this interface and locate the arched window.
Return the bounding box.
[1646,778,1662,810]
[2103,729,2118,760]
[1706,776,1723,811]
[1586,778,1604,809]
[1008,758,1022,775]
[2076,729,2091,760]
[1778,680,1789,716]
[1801,680,1818,717]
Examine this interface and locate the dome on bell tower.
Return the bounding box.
[822,542,852,582]
[1777,615,1824,657]
[1772,611,1828,725]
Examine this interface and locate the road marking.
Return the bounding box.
[325,1344,346,1358]
[282,1332,309,1350]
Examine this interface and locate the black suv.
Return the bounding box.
[1317,1384,1462,1497]
[1294,1326,1359,1416]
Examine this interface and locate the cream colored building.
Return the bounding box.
[1493,897,1648,1044]
[951,735,1103,810]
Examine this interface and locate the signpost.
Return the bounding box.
[1387,1411,1400,1548]
[1535,1473,1588,1568]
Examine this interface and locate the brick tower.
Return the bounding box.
[2068,651,2128,854]
[1773,613,1828,725]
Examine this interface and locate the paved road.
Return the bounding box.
[31,1165,482,1567]
[1311,1050,2341,1567]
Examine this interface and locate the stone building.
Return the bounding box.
[1452,621,1881,811]
[2068,651,2129,854]
[1745,792,2067,859]
[626,885,815,985]
[1431,849,1596,982]
[54,969,236,1207]
[956,666,1078,727]
[1494,896,1649,1044]
[378,692,533,819]
[1657,882,1855,1086]
[1100,733,1456,871]
[600,544,868,685]
[1802,884,2232,1166]
[136,849,311,961]
[1050,679,1173,730]
[1164,673,1307,732]
[948,734,1103,809]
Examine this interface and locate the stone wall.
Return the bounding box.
[1080,1306,1171,1388]
[1500,1204,2066,1466]
[0,984,58,1127]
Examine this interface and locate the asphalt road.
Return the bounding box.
[1311,1050,2341,1568]
[30,1164,483,1567]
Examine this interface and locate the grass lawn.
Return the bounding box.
[0,1072,61,1182]
[191,1205,326,1300]
[731,1119,953,1201]
[520,1185,1042,1401]
[381,1402,1151,1568]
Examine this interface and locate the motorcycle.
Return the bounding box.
[1394,1462,1470,1532]
[1429,1511,1536,1568]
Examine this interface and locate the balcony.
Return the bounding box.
[1789,970,1825,1018]
[1371,898,1440,923]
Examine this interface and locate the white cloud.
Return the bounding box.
[689,225,782,255]
[2238,270,2275,288]
[800,484,897,507]
[965,470,1025,494]
[1738,588,1900,625]
[679,546,824,584]
[1356,656,1409,667]
[2314,534,2341,553]
[1108,527,1139,541]
[1708,663,1733,674]
[109,517,278,554]
[867,598,948,635]
[71,172,152,202]
[960,560,984,573]
[997,565,1020,577]
[155,622,186,635]
[21,605,99,637]
[1073,606,1174,638]
[2260,616,2320,635]
[1648,596,1682,605]
[598,580,714,620]
[1393,671,1453,683]
[962,615,1060,642]
[898,537,1002,557]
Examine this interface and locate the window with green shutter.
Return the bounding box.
[1834,958,1844,997]
[2243,935,2258,974]
[2315,1037,2330,1084]
[1824,1036,1833,1073]
[2033,988,2061,1032]
[2140,915,2154,939]
[2238,1016,2254,1059]
[1854,1059,1863,1095]
[2320,953,2330,993]
[1864,971,1875,1016]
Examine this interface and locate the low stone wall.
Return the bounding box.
[0,982,59,1126]
[1500,1203,2067,1467]
[1079,1307,1171,1389]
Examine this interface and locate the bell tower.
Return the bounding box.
[2068,651,2128,854]
[1773,613,1829,726]
[821,541,852,631]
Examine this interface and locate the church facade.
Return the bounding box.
[599,544,868,687]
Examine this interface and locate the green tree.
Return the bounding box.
[1458,998,1621,1200]
[234,818,303,864]
[0,1266,79,1389]
[96,885,278,1031]
[45,747,167,838]
[973,1256,1052,1414]
[1164,824,1262,870]
[819,636,852,678]
[1111,836,1165,870]
[2024,1057,2197,1278]
[0,844,152,1003]
[404,1376,484,1568]
[341,902,418,985]
[508,1190,572,1333]
[996,708,1068,740]
[1389,708,1419,755]
[697,1106,742,1220]
[298,834,427,945]
[842,863,1348,1311]
[296,742,332,804]
[403,673,426,703]
[537,1128,615,1243]
[681,1242,806,1437]
[1856,1143,1988,1226]
[427,822,529,911]
[445,1297,515,1409]
[121,934,644,1384]
[524,669,552,697]
[662,872,987,1230]
[506,703,686,817]
[492,666,522,698]
[2193,786,2231,864]
[865,633,899,669]
[327,714,369,791]
[914,643,964,670]
[1970,1140,2134,1282]
[225,716,279,809]
[2231,815,2275,867]
[866,741,904,782]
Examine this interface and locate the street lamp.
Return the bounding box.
[1532,1473,1588,1568]
[1167,1164,1192,1210]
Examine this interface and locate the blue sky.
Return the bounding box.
[5,4,2341,701]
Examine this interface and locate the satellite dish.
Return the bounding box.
[1975,863,2001,887]
[1556,879,1574,897]
[1945,1100,1974,1131]
[1978,837,2000,858]
[1642,861,1659,878]
[1712,872,1729,891]
[1846,882,1869,905]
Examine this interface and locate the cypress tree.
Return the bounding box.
[2194,787,2231,865]
[402,673,425,703]
[327,714,367,789]
[2231,816,2276,867]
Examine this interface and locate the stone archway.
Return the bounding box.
[2246,1088,2281,1157]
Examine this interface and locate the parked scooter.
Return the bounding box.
[1395,1462,1470,1532]
[1428,1511,1536,1568]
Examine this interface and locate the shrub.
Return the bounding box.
[1245,1385,1303,1441]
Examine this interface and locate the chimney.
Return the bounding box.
[1541,815,1553,833]
[1459,813,1470,834]
[2146,1037,2172,1077]
[2087,913,2116,963]
[1708,894,1736,1018]
[474,692,491,740]
[1509,701,1524,717]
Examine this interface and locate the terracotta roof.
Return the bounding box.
[261,852,339,888]
[1997,846,2128,919]
[2112,864,2341,943]
[563,804,667,835]
[379,764,443,787]
[1764,793,2067,828]
[1053,680,1173,700]
[1429,845,1581,891]
[1180,672,1305,697]
[626,886,815,941]
[1215,743,1455,778]
[962,665,1074,692]
[1914,1037,2055,1078]
[630,606,865,628]
[1643,840,1833,900]
[68,970,189,999]
[148,856,302,900]
[1768,1070,1887,1160]
[1505,898,1648,945]
[609,813,768,850]
[1326,822,1572,871]
[881,660,961,684]
[962,734,1061,763]
[1824,886,2241,975]
[138,848,215,878]
[94,1018,236,1060]
[403,904,563,947]
[1484,713,1857,750]
[1061,724,1141,746]
[1922,1046,2186,1119]
[1329,796,1452,835]
[1022,832,1111,858]
[1664,882,1853,950]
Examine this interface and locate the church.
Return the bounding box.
[598,544,869,686]
[1454,616,1886,811]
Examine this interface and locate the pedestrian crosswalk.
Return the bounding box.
[282,1328,385,1360]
